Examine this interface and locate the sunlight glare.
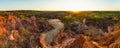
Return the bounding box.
[59,0,95,11]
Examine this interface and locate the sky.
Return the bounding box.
[0,0,120,11]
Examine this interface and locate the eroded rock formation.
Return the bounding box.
[39,19,64,48]
[0,15,120,48]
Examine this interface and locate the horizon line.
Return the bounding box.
[0,9,120,11]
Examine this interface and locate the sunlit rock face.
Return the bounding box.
[0,16,7,39]
[65,35,85,48]
[0,15,43,48]
[8,15,16,29]
[39,19,65,48]
[52,30,74,48]
[9,30,20,41]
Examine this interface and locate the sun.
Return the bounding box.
[72,10,80,13]
[71,10,80,14]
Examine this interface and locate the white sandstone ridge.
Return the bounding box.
[39,19,64,48]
